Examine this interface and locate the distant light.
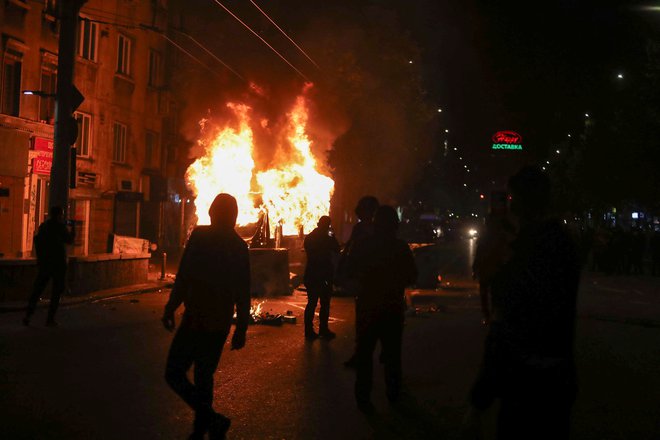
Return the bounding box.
[23,90,35,95]
[459,156,463,160]
[567,134,572,138]
[617,73,624,79]
[409,60,413,64]
[632,212,639,219]
[468,228,478,237]
[542,166,546,171]
[479,194,485,199]
[464,165,467,168]
[453,147,458,151]
[546,160,550,164]
[463,183,467,187]
[585,113,590,118]
[437,108,442,113]
[466,169,470,173]
[445,129,449,133]
[556,149,560,154]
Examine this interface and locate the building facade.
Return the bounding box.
[0,0,180,258]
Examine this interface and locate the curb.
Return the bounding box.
[0,281,173,313]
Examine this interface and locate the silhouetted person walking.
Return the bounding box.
[162,193,250,439]
[470,166,580,440]
[348,206,417,413]
[303,215,340,340]
[23,206,74,327]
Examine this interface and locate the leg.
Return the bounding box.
[354,311,379,407]
[25,268,51,321]
[165,326,197,410]
[318,282,333,336]
[46,267,67,324]
[304,284,320,336]
[380,312,404,402]
[193,331,228,436]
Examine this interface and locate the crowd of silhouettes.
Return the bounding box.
[583,224,658,276]
[22,164,612,439]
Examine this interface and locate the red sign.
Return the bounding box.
[492,131,522,144]
[34,137,54,152]
[32,137,54,175]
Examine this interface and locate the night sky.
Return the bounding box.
[170,0,659,207]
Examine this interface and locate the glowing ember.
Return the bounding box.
[186,90,334,236]
[250,300,264,320]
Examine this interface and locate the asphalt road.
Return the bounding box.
[1,239,659,439]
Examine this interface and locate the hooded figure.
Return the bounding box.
[162,193,250,439]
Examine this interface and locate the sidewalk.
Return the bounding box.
[0,271,174,313]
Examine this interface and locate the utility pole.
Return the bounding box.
[50,0,86,218]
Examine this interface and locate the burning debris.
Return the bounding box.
[186,88,334,236]
[233,300,297,326]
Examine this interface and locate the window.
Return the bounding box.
[112,122,127,163]
[1,50,22,117]
[39,69,56,123]
[117,35,132,76]
[74,112,92,157]
[145,131,160,169]
[148,49,161,87]
[77,18,98,62]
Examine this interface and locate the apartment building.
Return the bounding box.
[0,0,179,258]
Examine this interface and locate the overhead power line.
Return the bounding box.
[172,28,245,82]
[247,0,320,70]
[210,0,309,81]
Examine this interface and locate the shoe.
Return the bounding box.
[45,319,58,327]
[319,330,336,340]
[208,413,231,439]
[305,331,319,340]
[22,317,30,326]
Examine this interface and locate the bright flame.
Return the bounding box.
[186,92,334,236]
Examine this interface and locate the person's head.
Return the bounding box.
[317,215,332,232]
[508,166,551,222]
[355,196,379,222]
[49,206,64,222]
[208,193,238,229]
[374,205,399,236]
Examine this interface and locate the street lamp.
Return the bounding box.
[22,90,55,98]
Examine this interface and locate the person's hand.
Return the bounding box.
[231,330,246,350]
[162,310,176,332]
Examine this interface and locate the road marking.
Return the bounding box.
[284,302,344,322]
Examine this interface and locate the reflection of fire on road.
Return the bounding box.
[185,88,334,237]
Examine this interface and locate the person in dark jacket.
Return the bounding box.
[303,215,340,340]
[348,206,417,413]
[338,196,379,368]
[162,193,250,439]
[470,166,580,440]
[23,206,75,327]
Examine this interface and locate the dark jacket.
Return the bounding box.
[34,219,75,268]
[348,234,417,312]
[304,227,340,284]
[490,220,580,360]
[165,226,251,333]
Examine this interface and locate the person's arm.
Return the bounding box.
[231,242,251,349]
[401,243,418,287]
[162,231,196,331]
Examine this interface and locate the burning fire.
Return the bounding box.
[186,92,334,236]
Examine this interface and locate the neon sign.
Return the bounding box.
[491,131,523,151]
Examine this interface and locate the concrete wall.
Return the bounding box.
[0,253,149,302]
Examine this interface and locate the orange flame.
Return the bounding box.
[186,94,334,237]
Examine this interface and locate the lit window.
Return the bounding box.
[113,122,127,163]
[74,112,92,157]
[77,18,98,62]
[117,35,132,76]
